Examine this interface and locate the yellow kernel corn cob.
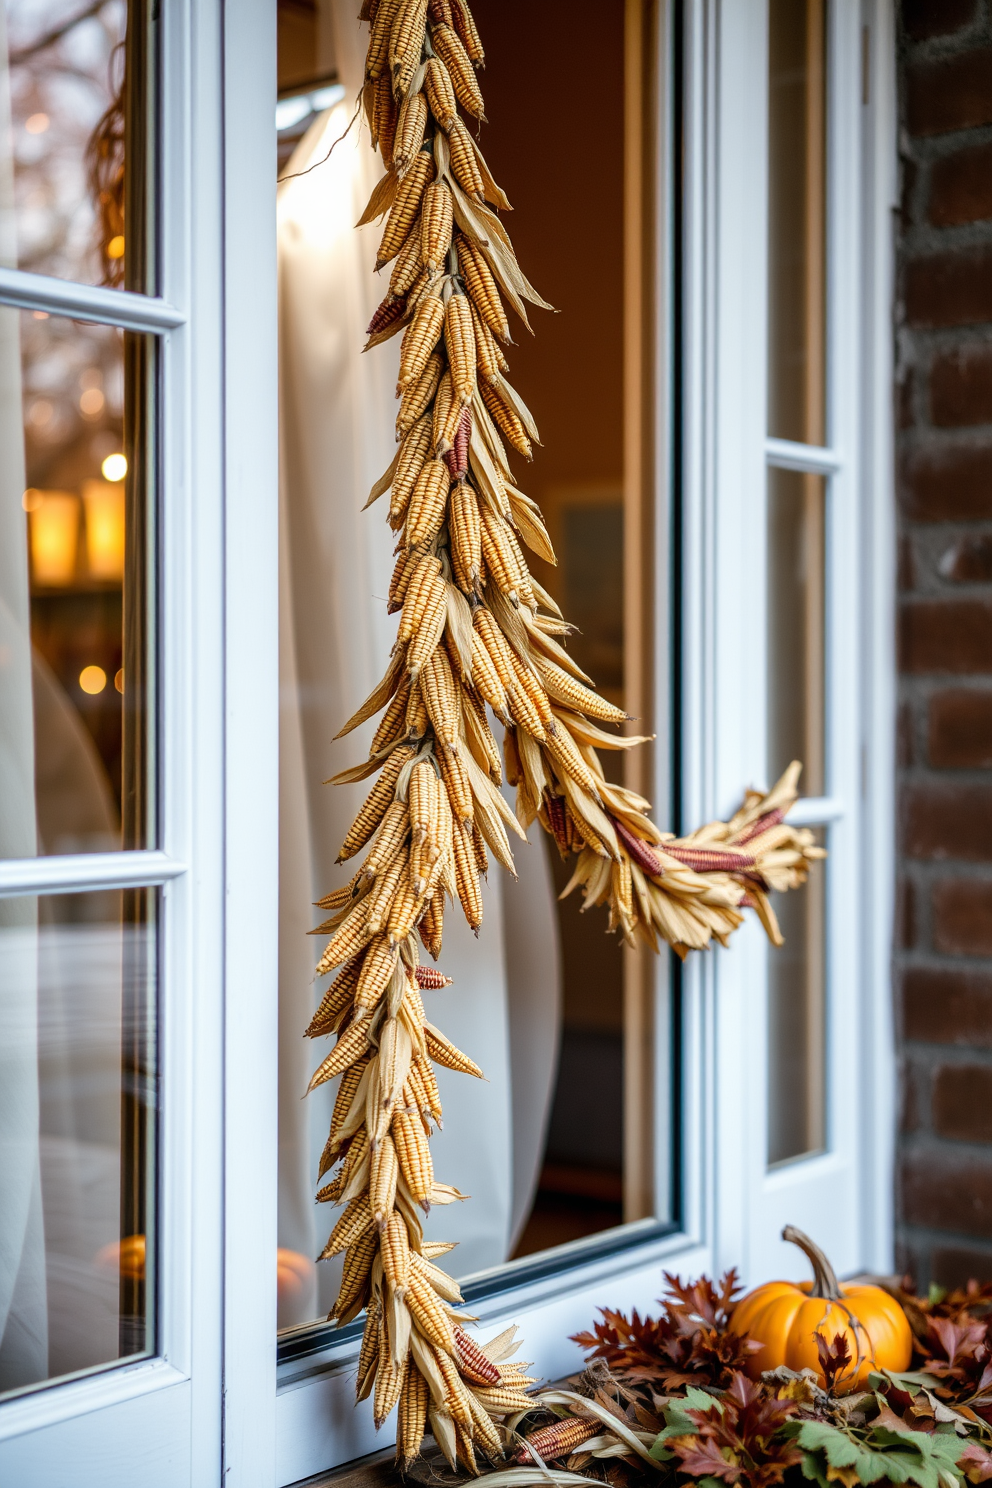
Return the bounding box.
[455,235,509,340]
[420,647,459,751]
[389,222,425,296]
[397,554,443,643]
[386,866,424,944]
[374,1341,407,1428]
[430,24,485,119]
[451,818,483,930]
[356,936,400,1010]
[545,727,601,798]
[390,415,433,526]
[392,1108,434,1204]
[388,549,419,612]
[381,1207,412,1289]
[433,1345,473,1425]
[396,348,444,436]
[363,800,411,884]
[433,371,464,454]
[357,1302,381,1403]
[376,151,434,270]
[406,679,429,735]
[397,1364,430,1466]
[406,575,448,676]
[470,1386,537,1415]
[466,1390,504,1461]
[405,458,450,545]
[389,0,429,89]
[450,0,484,64]
[446,114,485,196]
[448,483,482,593]
[408,757,436,846]
[467,626,509,715]
[371,1131,399,1226]
[308,1014,373,1092]
[418,885,444,958]
[319,1193,373,1260]
[366,851,409,935]
[406,1268,455,1354]
[332,1225,379,1318]
[409,1057,442,1123]
[325,1124,370,1197]
[534,656,629,724]
[324,1055,371,1164]
[613,855,634,922]
[445,293,476,405]
[371,72,399,165]
[469,297,509,383]
[337,745,412,860]
[366,0,404,79]
[315,901,372,977]
[479,506,526,597]
[421,181,454,275]
[438,746,473,824]
[472,606,517,690]
[471,820,490,873]
[424,1020,482,1076]
[397,294,445,391]
[370,677,413,755]
[393,90,428,175]
[480,377,532,458]
[462,688,501,781]
[509,651,554,732]
[306,953,362,1038]
[424,56,457,130]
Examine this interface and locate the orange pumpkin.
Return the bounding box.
[277,1247,314,1304]
[732,1226,912,1390]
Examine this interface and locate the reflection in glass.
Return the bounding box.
[768,0,827,446]
[2,0,153,292]
[0,308,153,857]
[0,887,157,1396]
[768,828,826,1165]
[767,467,825,797]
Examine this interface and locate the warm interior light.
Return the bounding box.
[95,1234,146,1280]
[79,665,107,695]
[101,451,127,482]
[21,488,41,512]
[82,479,126,580]
[107,235,125,259]
[32,310,49,320]
[29,491,79,585]
[25,112,49,134]
[114,668,124,694]
[28,398,53,427]
[79,387,105,416]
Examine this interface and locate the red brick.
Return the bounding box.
[902,782,992,860]
[902,1147,992,1234]
[903,966,992,1046]
[901,1063,923,1133]
[932,1242,992,1286]
[929,690,992,766]
[934,1063,992,1141]
[930,142,992,227]
[933,878,992,954]
[899,600,992,673]
[898,877,918,950]
[931,344,992,425]
[904,247,992,328]
[940,534,992,582]
[903,0,977,42]
[900,445,992,520]
[906,49,992,137]
[898,700,915,767]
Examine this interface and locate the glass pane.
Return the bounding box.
[767,466,825,797]
[768,827,826,1165]
[2,0,155,292]
[768,0,826,445]
[1,307,154,857]
[274,0,641,1337]
[0,886,157,1396]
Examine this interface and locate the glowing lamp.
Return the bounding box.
[82,479,126,580]
[29,491,79,585]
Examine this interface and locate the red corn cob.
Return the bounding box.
[733,807,785,847]
[543,792,570,857]
[414,965,453,989]
[611,815,665,877]
[443,407,472,480]
[515,1417,600,1463]
[453,1326,501,1385]
[662,844,757,874]
[367,292,408,337]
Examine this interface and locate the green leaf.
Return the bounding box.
[801,1449,830,1488]
[796,1420,947,1488]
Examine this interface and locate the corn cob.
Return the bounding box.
[337,745,412,860]
[397,1365,430,1467]
[430,24,485,119]
[366,0,404,80]
[357,1302,381,1402]
[392,91,428,176]
[392,1107,433,1204]
[418,885,444,958]
[446,114,485,197]
[389,0,428,95]
[389,224,425,297]
[308,1014,373,1091]
[420,646,459,751]
[420,180,454,272]
[319,1194,373,1260]
[333,1225,379,1317]
[516,1416,600,1463]
[424,1021,482,1077]
[444,292,476,404]
[480,376,532,458]
[397,294,445,391]
[455,233,509,340]
[450,0,484,64]
[438,745,473,824]
[444,406,472,480]
[405,458,449,546]
[306,954,362,1038]
[469,296,508,382]
[424,56,457,130]
[376,151,434,270]
[396,349,443,436]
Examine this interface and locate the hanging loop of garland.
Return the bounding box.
[305,0,826,1472]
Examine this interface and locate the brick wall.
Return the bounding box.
[896,0,992,1288]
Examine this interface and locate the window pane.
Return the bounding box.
[2,0,155,293]
[767,466,825,797]
[274,0,643,1336]
[1,308,154,857]
[768,0,826,445]
[0,885,157,1396]
[768,828,826,1165]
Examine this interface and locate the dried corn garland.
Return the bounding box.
[308,0,825,1473]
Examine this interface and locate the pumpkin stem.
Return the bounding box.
[782,1224,842,1302]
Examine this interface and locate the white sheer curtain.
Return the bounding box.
[276,0,562,1329]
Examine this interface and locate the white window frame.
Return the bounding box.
[0,2,896,1483]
